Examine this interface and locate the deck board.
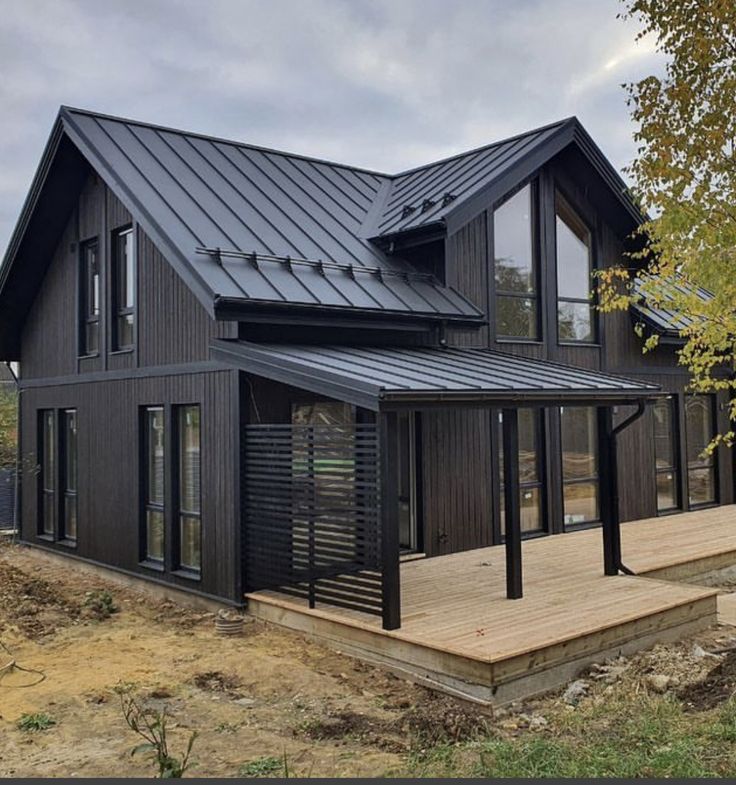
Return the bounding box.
[247,506,735,701]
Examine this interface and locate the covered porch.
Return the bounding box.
[247,508,729,704]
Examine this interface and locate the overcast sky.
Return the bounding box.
[0,0,663,252]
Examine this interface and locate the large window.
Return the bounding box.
[653,397,679,513]
[561,406,599,525]
[143,407,165,563]
[499,409,544,535]
[61,410,78,541]
[686,394,717,507]
[177,406,201,573]
[556,193,595,343]
[493,183,539,340]
[80,239,100,356]
[39,410,56,536]
[112,227,135,351]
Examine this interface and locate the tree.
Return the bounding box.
[0,385,17,468]
[598,0,736,444]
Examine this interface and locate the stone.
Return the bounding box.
[645,674,671,693]
[529,715,548,730]
[234,697,256,707]
[563,680,589,706]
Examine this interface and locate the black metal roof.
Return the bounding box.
[212,340,660,411]
[631,277,712,342]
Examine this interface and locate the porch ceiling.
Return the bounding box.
[211,340,660,411]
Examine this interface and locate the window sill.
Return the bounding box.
[140,559,165,573]
[173,568,201,583]
[58,538,77,548]
[37,533,55,542]
[110,348,134,356]
[557,342,601,348]
[78,353,100,360]
[496,338,544,346]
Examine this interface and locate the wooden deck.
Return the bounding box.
[247,506,736,704]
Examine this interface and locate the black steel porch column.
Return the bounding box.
[379,410,401,630]
[503,407,523,599]
[598,406,621,576]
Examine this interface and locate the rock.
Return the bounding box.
[563,680,589,706]
[645,674,671,693]
[529,714,548,730]
[234,697,256,707]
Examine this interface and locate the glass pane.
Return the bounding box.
[653,398,675,469]
[179,406,201,514]
[494,184,536,294]
[496,295,537,339]
[116,230,135,309]
[86,245,100,316]
[397,412,415,551]
[117,314,134,349]
[147,409,165,505]
[501,486,543,535]
[685,395,714,468]
[498,409,540,485]
[65,496,78,540]
[85,322,99,355]
[147,510,164,561]
[558,301,593,342]
[656,471,678,512]
[180,516,201,570]
[556,195,592,300]
[65,411,77,493]
[689,466,716,506]
[42,410,55,491]
[561,407,598,480]
[43,492,54,535]
[563,482,599,525]
[291,402,354,426]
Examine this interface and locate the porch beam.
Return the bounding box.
[379,411,401,630]
[503,407,523,599]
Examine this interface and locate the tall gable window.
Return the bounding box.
[555,193,595,343]
[61,409,78,541]
[142,407,165,564]
[177,406,201,573]
[493,183,539,340]
[39,410,56,536]
[79,239,100,356]
[112,227,135,351]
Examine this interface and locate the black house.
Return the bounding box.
[0,107,731,628]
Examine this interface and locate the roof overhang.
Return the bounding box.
[211,340,661,412]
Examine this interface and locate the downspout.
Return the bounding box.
[4,362,20,538]
[609,398,648,575]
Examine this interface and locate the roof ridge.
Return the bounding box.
[391,116,577,178]
[59,105,393,179]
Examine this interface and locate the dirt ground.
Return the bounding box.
[0,540,490,778]
[3,538,736,778]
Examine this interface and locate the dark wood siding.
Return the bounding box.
[19,369,240,601]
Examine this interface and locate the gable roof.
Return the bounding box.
[631,277,713,342]
[0,106,643,358]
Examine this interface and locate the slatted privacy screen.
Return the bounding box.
[244,423,383,616]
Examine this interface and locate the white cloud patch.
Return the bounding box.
[0,0,665,251]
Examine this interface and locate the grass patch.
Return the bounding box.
[17,713,56,733]
[238,756,284,777]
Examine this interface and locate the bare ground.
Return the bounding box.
[3,539,736,778]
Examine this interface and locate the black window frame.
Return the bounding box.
[79,238,101,357]
[60,409,78,543]
[175,404,202,576]
[141,406,166,567]
[685,393,719,509]
[492,180,542,342]
[37,409,56,538]
[554,190,598,345]
[653,396,681,515]
[560,405,601,528]
[111,225,136,352]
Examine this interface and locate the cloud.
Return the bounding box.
[0,0,663,252]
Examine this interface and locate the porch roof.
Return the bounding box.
[211,340,660,411]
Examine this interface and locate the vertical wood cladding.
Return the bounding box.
[421,408,493,555]
[20,370,240,601]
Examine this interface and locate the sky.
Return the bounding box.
[0,0,664,253]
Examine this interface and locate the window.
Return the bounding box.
[561,406,599,525]
[556,193,595,343]
[685,394,717,507]
[39,410,56,536]
[498,409,544,535]
[61,410,78,540]
[653,397,679,513]
[112,227,135,351]
[80,239,100,356]
[177,406,201,572]
[493,183,539,339]
[397,411,418,551]
[143,407,165,563]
